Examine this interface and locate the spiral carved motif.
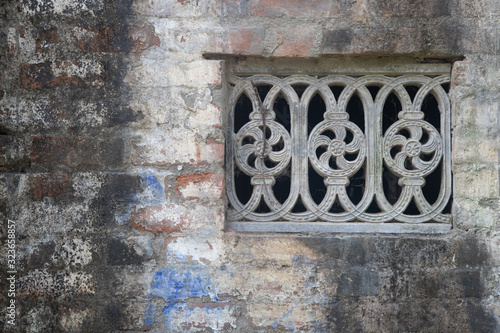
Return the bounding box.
[308,120,366,179]
[235,120,291,177]
[383,120,443,179]
[226,74,452,224]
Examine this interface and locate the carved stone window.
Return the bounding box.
[226,65,452,233]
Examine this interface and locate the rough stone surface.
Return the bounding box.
[0,0,499,332]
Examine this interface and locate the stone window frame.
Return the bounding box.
[223,58,454,234]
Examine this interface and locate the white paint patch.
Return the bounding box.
[63,271,95,294]
[51,60,103,78]
[71,26,96,40]
[190,103,222,131]
[124,59,221,87]
[72,172,103,200]
[57,239,93,267]
[18,203,91,240]
[52,0,91,15]
[19,269,95,296]
[168,237,222,265]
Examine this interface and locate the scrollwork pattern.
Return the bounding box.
[226,74,451,224]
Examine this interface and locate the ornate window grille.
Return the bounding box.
[226,72,452,233]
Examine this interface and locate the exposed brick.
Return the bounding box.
[71,25,160,53]
[271,29,315,57]
[30,173,72,201]
[129,25,161,52]
[176,173,224,200]
[19,61,104,89]
[4,0,500,331]
[30,136,123,167]
[36,28,58,53]
[130,205,188,233]
[224,27,265,55]
[250,0,341,17]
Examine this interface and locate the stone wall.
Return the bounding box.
[0,0,499,332]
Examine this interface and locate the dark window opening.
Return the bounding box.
[308,93,327,135]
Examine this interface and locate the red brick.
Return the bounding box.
[30,173,72,201]
[175,173,224,200]
[71,25,160,53]
[19,61,104,89]
[250,0,340,17]
[30,136,123,167]
[71,26,115,52]
[131,205,187,233]
[36,28,58,53]
[225,28,265,55]
[271,29,314,57]
[129,25,161,53]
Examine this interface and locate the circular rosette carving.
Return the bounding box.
[308,121,366,178]
[383,120,443,178]
[234,120,291,177]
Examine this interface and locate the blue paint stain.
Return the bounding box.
[149,267,214,330]
[151,267,213,301]
[301,278,318,288]
[272,302,299,331]
[292,255,315,264]
[161,302,186,330]
[147,266,234,330]
[143,303,155,326]
[167,247,187,262]
[139,171,164,204]
[206,306,220,314]
[151,266,228,301]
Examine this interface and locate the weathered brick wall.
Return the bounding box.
[1,0,499,332]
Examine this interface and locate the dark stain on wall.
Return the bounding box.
[298,235,498,332]
[457,236,498,332]
[0,0,148,331]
